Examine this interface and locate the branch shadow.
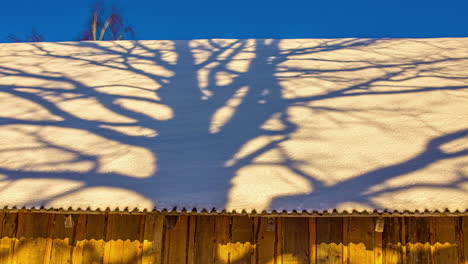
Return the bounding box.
[0,37,466,216]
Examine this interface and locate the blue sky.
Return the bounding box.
[1,0,468,42]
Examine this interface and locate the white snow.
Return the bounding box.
[0,38,466,214]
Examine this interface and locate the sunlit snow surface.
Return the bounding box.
[0,38,466,213]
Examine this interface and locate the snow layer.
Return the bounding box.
[0,38,467,214]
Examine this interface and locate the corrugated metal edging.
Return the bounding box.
[1,206,467,217]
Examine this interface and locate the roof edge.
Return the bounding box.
[1,207,466,217]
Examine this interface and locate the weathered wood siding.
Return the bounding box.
[0,212,466,264]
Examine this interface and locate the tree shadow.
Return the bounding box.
[0,37,466,215]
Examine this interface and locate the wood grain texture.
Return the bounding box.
[49,214,74,264]
[0,212,466,264]
[214,216,230,264]
[163,215,188,264]
[0,213,18,264]
[343,217,349,264]
[256,218,276,264]
[282,218,309,264]
[230,216,255,264]
[374,221,383,264]
[104,214,143,264]
[142,215,164,264]
[382,217,404,264]
[194,216,216,264]
[309,218,316,264]
[81,214,106,264]
[317,217,343,264]
[348,217,374,264]
[14,212,51,264]
[405,217,432,264]
[276,218,284,264]
[71,214,87,264]
[463,217,468,264]
[186,216,197,264]
[433,217,459,264]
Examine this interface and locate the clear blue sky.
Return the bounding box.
[1,0,468,42]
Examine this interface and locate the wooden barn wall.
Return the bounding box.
[0,212,467,264]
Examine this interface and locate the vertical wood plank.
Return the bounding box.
[374,221,383,264]
[256,218,276,264]
[193,216,216,264]
[104,214,143,264]
[0,213,18,264]
[163,215,188,264]
[316,217,343,264]
[186,216,197,264]
[282,217,309,264]
[276,218,283,264]
[0,213,7,264]
[463,217,468,264]
[49,214,74,264]
[214,216,231,264]
[402,218,407,264]
[142,215,164,264]
[0,213,4,263]
[343,218,349,264]
[14,212,51,264]
[433,217,459,264]
[80,214,106,264]
[43,214,55,264]
[456,217,463,264]
[348,217,374,264]
[71,214,87,264]
[382,217,404,264]
[309,218,316,264]
[137,215,146,263]
[230,216,255,264]
[405,217,431,264]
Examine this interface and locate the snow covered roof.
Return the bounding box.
[0,38,467,215]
